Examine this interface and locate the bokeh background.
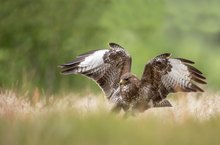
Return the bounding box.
[1,1,220,145]
[0,0,220,94]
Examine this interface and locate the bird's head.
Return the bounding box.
[120,73,139,86]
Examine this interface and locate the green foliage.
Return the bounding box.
[0,0,220,93]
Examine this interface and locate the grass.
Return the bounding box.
[0,90,220,145]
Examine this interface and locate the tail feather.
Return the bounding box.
[154,99,172,108]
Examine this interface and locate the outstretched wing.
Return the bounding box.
[141,53,206,103]
[59,43,131,101]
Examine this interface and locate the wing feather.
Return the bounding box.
[59,43,131,100]
[141,53,206,102]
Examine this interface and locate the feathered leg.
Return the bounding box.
[111,102,129,114]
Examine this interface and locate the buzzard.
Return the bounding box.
[59,43,206,114]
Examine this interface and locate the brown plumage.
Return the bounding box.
[59,43,206,114]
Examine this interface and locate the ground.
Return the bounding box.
[0,90,220,145]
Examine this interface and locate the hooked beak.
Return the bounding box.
[119,79,124,85]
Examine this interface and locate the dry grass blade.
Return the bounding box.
[0,90,219,122]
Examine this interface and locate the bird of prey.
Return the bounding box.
[59,43,206,114]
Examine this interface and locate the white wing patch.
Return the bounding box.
[78,49,109,71]
[169,59,189,72]
[161,59,191,89]
[79,49,109,68]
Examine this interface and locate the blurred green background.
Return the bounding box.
[0,0,220,94]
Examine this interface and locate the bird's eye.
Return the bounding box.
[125,78,129,81]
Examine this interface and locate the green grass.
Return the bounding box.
[1,113,220,145]
[0,90,220,145]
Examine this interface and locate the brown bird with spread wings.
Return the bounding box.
[59,43,206,114]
